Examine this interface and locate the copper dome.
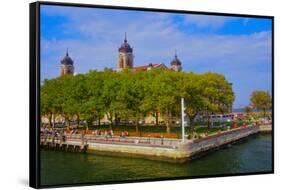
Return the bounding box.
[61,50,74,65]
[170,54,182,66]
[118,33,133,53]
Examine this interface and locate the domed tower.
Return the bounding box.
[117,33,134,71]
[170,50,182,72]
[60,49,74,76]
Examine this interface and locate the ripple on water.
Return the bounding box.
[40,134,272,186]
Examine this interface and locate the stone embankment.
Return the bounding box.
[259,124,272,133]
[41,124,272,163]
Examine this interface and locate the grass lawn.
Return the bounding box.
[73,124,230,139]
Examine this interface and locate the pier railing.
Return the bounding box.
[40,133,181,149]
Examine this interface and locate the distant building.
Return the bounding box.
[170,51,182,71]
[117,33,134,71]
[60,49,74,76]
[133,63,168,71]
[59,34,182,75]
[117,33,183,72]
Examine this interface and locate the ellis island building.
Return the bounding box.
[60,33,183,76]
[43,34,233,127]
[56,34,184,126]
[60,49,75,76]
[116,33,182,72]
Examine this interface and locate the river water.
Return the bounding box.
[40,134,272,186]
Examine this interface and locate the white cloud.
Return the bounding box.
[40,5,272,108]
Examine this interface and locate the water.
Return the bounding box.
[40,134,272,186]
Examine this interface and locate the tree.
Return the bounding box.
[115,71,147,132]
[244,106,253,113]
[40,68,235,133]
[149,70,180,133]
[41,81,53,127]
[140,69,162,126]
[63,74,91,128]
[84,71,105,127]
[179,73,204,130]
[250,90,272,116]
[100,70,122,129]
[41,77,65,128]
[200,72,235,128]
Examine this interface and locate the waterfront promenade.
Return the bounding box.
[41,124,272,163]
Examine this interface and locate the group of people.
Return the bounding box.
[41,127,61,137]
[91,129,129,138]
[69,129,79,134]
[91,129,114,138]
[120,131,129,138]
[40,127,67,142]
[41,125,132,139]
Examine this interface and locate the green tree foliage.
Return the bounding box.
[179,73,205,129]
[40,69,235,130]
[250,90,272,116]
[244,106,253,113]
[83,71,105,127]
[41,77,66,127]
[199,73,235,128]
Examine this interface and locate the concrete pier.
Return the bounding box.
[86,126,261,162]
[40,125,271,163]
[259,124,272,133]
[40,135,88,153]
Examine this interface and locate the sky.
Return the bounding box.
[40,5,272,109]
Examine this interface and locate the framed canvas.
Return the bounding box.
[29,1,274,188]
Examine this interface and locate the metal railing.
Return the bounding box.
[41,133,181,149]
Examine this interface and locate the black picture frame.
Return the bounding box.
[30,1,274,188]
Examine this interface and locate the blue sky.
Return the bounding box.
[40,5,272,109]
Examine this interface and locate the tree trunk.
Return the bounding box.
[106,112,113,130]
[155,112,159,126]
[135,119,139,133]
[67,116,70,127]
[48,114,52,128]
[189,118,193,129]
[63,114,66,127]
[166,122,170,133]
[77,114,80,128]
[207,112,211,128]
[190,118,195,133]
[52,114,55,128]
[166,109,171,134]
[114,113,118,126]
[98,117,101,126]
[87,117,93,129]
[65,115,69,128]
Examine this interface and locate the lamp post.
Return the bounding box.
[181,97,185,143]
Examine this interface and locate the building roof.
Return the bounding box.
[118,32,133,53]
[133,63,168,71]
[170,51,182,66]
[61,49,74,65]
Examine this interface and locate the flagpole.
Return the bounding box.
[181,97,185,143]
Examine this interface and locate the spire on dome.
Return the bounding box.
[170,50,182,66]
[61,48,74,65]
[118,32,133,53]
[124,32,127,43]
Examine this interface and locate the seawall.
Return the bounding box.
[41,124,271,163]
[85,126,262,163]
[259,124,272,134]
